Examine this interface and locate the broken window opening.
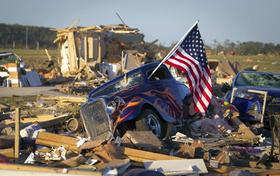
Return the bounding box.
[147,67,171,81]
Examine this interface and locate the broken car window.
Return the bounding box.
[0,53,18,65]
[91,71,143,98]
[122,71,143,88]
[147,67,171,81]
[235,72,280,88]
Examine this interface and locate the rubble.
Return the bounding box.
[1,76,278,172]
[0,92,279,176]
[54,24,147,77]
[0,52,279,175]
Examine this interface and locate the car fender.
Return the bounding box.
[115,97,175,126]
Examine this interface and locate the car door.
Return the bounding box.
[144,66,189,123]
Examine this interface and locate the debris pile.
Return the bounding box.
[54,24,147,77]
[0,93,279,175]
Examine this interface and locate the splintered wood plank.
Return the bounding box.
[37,132,77,145]
[68,32,78,72]
[35,139,78,152]
[122,147,183,161]
[0,163,102,175]
[0,113,71,129]
[14,108,20,159]
[122,131,162,148]
[230,116,258,142]
[40,95,86,103]
[0,148,14,158]
[35,132,78,152]
[48,155,87,168]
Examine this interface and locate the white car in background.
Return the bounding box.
[0,52,25,86]
[0,52,25,69]
[0,66,9,78]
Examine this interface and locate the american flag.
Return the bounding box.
[164,24,212,113]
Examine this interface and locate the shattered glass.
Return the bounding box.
[235,72,280,88]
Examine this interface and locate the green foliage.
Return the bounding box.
[210,40,280,55]
[0,23,56,49]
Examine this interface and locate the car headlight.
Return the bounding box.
[106,96,125,116]
[106,101,117,115]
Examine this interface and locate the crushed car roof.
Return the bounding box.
[0,52,13,56]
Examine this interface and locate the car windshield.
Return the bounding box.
[235,72,280,88]
[91,71,143,98]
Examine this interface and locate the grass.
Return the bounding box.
[0,96,37,107]
[208,54,280,73]
[1,48,279,73]
[0,48,60,70]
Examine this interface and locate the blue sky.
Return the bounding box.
[1,0,279,46]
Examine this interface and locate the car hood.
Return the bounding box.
[235,86,280,97]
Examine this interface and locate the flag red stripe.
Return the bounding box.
[165,60,193,90]
[162,25,212,113]
[171,53,211,105]
[170,56,198,84]
[201,67,212,91]
[175,50,202,76]
[167,55,210,111]
[166,58,207,111]
[193,90,207,110]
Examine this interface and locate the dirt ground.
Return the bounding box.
[0,87,65,97]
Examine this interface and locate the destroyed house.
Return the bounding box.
[54,24,145,76]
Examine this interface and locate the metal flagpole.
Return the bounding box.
[148,20,199,79]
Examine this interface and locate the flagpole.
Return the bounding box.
[148,20,199,79]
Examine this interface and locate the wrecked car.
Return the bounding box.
[0,51,25,68]
[80,62,191,139]
[224,71,280,126]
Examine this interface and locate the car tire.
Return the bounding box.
[135,109,168,138]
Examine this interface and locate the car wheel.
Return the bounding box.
[135,109,167,138]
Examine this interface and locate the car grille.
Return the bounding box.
[80,99,113,140]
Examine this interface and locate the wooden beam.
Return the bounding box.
[14,108,20,160]
[0,113,72,130]
[229,114,258,143]
[256,169,280,176]
[0,163,101,175]
[122,147,183,162]
[40,95,86,103]
[48,155,87,168]
[0,148,14,158]
[35,132,78,152]
[97,35,102,63]
[45,49,52,61]
[84,36,88,63]
[67,32,78,72]
[122,131,162,149]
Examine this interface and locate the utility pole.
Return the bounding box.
[25,27,29,49]
[36,41,39,50]
[116,12,126,26]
